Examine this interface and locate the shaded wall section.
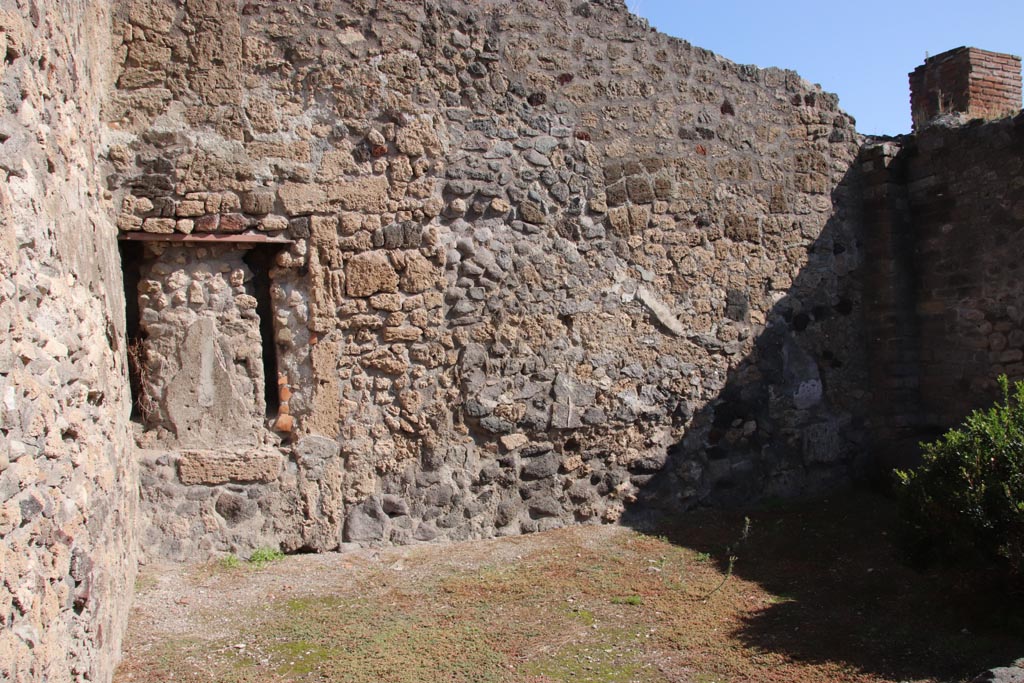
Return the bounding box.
[0,1,136,681]
[863,112,1024,459]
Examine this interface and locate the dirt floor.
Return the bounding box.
[114,490,1023,683]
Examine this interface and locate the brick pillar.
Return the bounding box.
[859,141,924,473]
[909,47,1021,130]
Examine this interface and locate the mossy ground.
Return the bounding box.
[114,491,1023,683]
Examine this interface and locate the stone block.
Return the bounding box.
[499,433,529,451]
[346,251,399,297]
[241,189,276,214]
[520,452,559,480]
[399,252,437,293]
[370,293,403,311]
[219,213,247,232]
[383,326,423,342]
[519,200,546,224]
[344,498,387,543]
[279,182,328,215]
[214,491,259,525]
[117,213,144,231]
[294,435,341,463]
[328,176,390,212]
[527,495,562,518]
[142,217,176,234]
[494,500,521,527]
[194,214,219,232]
[626,176,655,204]
[381,494,409,516]
[360,348,409,375]
[178,449,282,485]
[176,200,205,217]
[259,215,288,232]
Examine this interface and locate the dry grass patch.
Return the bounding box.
[115,492,1023,683]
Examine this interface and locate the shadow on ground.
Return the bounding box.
[644,489,1023,682]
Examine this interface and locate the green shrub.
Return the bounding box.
[896,375,1024,575]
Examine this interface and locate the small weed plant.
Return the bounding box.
[700,516,751,601]
[610,595,644,606]
[897,375,1024,576]
[219,554,242,570]
[217,548,285,571]
[249,547,286,568]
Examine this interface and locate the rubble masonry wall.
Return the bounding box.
[110,0,870,559]
[0,1,137,681]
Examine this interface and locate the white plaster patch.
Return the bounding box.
[793,379,823,410]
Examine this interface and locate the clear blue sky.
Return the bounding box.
[630,1,1024,136]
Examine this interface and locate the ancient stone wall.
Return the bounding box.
[2,0,1021,677]
[863,112,1024,456]
[110,0,869,560]
[0,1,136,681]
